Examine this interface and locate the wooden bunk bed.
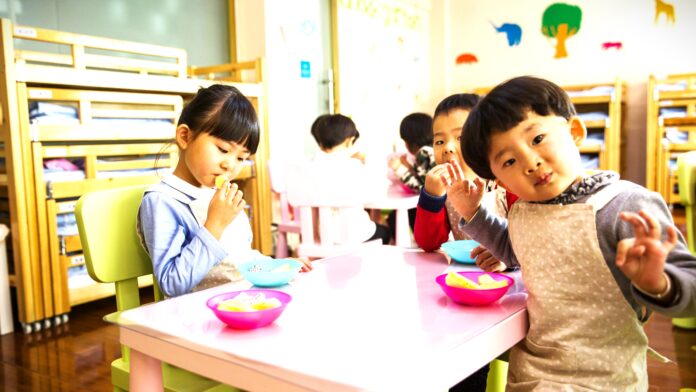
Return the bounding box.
[472,79,625,174]
[0,19,271,333]
[646,73,696,204]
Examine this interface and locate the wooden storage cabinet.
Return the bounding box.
[647,74,696,204]
[0,19,271,332]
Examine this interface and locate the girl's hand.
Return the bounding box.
[443,160,485,221]
[204,181,246,239]
[424,164,451,197]
[616,210,677,295]
[471,246,506,272]
[290,256,313,272]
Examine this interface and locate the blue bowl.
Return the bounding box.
[440,240,480,264]
[238,259,302,287]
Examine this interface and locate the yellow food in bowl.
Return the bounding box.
[217,292,282,312]
[445,272,507,290]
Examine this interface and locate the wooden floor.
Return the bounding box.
[0,290,693,391]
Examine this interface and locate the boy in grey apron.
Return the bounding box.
[447,76,696,391]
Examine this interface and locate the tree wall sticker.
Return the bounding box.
[541,3,582,58]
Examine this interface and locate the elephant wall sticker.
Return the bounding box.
[491,22,522,46]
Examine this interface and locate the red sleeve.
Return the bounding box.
[505,191,519,210]
[414,204,451,252]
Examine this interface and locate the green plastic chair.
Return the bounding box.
[75,185,239,392]
[675,152,696,329]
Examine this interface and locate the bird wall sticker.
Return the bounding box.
[490,22,522,46]
[541,3,582,59]
[455,53,478,65]
[654,0,676,24]
[601,42,623,50]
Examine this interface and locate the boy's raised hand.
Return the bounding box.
[616,210,677,296]
[205,180,246,239]
[424,164,451,196]
[443,160,485,221]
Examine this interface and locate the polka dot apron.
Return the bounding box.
[506,181,649,391]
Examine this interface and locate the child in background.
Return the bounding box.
[450,76,696,390]
[138,84,312,297]
[310,114,391,245]
[386,112,436,236]
[412,93,504,392]
[388,112,436,193]
[414,93,511,273]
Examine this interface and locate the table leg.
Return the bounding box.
[394,208,411,247]
[130,348,163,391]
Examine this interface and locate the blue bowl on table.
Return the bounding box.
[238,259,302,287]
[440,240,480,264]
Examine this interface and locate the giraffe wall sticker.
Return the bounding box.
[654,0,676,24]
[541,3,582,59]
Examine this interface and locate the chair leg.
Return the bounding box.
[485,358,508,392]
[275,232,288,258]
[673,317,696,329]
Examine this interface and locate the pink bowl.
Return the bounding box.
[206,289,292,329]
[435,271,513,306]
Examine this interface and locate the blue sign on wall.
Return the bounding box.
[300,60,311,78]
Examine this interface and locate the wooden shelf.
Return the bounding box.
[647,72,696,203]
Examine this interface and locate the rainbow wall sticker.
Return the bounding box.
[541,3,582,59]
[455,53,478,65]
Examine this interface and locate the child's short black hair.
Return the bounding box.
[311,114,360,150]
[178,84,260,154]
[462,76,576,180]
[399,113,433,153]
[433,93,480,118]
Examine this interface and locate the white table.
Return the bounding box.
[365,184,419,247]
[116,246,528,391]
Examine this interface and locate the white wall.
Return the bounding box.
[434,0,696,184]
[239,0,696,185]
[236,0,328,165]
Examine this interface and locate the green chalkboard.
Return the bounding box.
[0,0,229,66]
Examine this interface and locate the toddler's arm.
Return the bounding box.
[609,188,696,317]
[617,210,677,298]
[140,193,226,297]
[413,189,451,251]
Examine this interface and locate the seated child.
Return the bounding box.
[386,112,436,236]
[309,114,391,245]
[449,76,696,390]
[138,84,311,297]
[389,112,436,193]
[414,93,513,272]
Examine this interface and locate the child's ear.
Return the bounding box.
[175,124,192,149]
[569,116,586,146]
